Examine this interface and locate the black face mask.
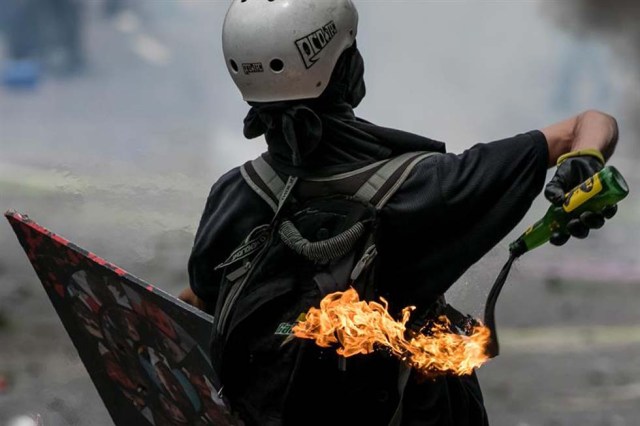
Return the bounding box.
[243,42,446,178]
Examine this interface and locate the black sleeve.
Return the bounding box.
[188,167,273,306]
[378,131,549,308]
[437,130,549,215]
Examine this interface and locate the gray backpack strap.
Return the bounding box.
[242,151,438,211]
[240,155,285,212]
[350,150,440,283]
[354,151,439,209]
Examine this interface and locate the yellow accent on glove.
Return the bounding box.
[557,149,605,166]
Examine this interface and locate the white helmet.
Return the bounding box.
[222,0,359,103]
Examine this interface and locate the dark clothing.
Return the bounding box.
[4,0,40,59]
[188,130,549,425]
[243,44,446,178]
[376,131,548,311]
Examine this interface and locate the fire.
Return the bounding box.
[292,288,491,377]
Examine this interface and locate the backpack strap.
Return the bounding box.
[240,154,286,212]
[241,151,440,269]
[349,150,439,282]
[241,151,439,210]
[354,151,439,209]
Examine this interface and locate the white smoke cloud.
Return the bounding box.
[543,1,640,154]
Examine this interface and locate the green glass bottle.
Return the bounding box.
[509,166,629,257]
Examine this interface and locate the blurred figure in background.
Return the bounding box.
[1,0,42,88]
[42,0,86,75]
[103,0,125,18]
[1,0,85,88]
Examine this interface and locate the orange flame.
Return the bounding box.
[293,288,491,377]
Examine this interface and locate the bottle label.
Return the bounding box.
[563,173,603,213]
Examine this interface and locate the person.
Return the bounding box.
[42,0,85,75]
[179,1,619,425]
[1,0,84,86]
[1,0,42,87]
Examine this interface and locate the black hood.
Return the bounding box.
[243,42,446,178]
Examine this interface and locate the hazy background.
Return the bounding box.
[1,1,639,425]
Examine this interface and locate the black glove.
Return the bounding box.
[544,150,617,246]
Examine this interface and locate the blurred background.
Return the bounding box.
[1,1,639,425]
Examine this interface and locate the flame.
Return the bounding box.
[293,288,491,377]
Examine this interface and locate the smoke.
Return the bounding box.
[544,1,640,152]
[549,1,640,34]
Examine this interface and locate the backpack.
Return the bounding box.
[210,151,439,426]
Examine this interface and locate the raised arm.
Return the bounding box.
[542,109,619,168]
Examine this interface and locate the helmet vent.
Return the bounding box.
[229,59,239,73]
[270,59,284,73]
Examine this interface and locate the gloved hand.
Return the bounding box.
[544,149,618,246]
